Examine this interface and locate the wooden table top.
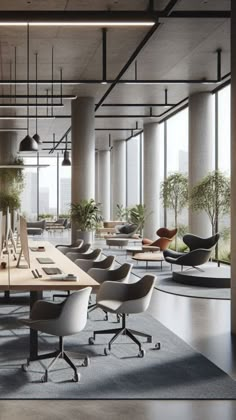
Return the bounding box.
[132,252,164,262]
[0,241,99,292]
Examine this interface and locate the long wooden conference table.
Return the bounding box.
[0,241,99,363]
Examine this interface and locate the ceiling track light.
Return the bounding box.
[19,24,38,153]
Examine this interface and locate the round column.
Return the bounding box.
[98,150,110,220]
[112,140,126,219]
[95,151,99,203]
[188,92,214,236]
[231,1,236,333]
[143,123,161,239]
[71,97,95,241]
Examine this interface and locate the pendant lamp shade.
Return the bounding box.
[62,150,71,166]
[33,132,42,144]
[19,134,38,152]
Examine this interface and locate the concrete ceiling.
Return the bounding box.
[0,0,230,153]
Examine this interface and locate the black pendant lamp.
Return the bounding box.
[33,52,42,144]
[62,135,71,166]
[19,24,38,152]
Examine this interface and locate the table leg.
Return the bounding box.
[29,291,43,361]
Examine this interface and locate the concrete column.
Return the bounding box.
[98,150,110,220]
[231,1,236,333]
[143,123,161,239]
[71,97,95,240]
[95,151,99,203]
[188,92,214,236]
[112,140,126,219]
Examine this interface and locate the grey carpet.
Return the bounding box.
[0,300,236,399]
[102,248,230,300]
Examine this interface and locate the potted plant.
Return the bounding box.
[70,199,102,243]
[128,204,150,236]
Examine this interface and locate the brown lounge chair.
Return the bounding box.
[142,227,178,251]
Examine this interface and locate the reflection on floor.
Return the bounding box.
[20,231,236,420]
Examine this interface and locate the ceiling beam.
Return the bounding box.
[100,103,175,107]
[0,10,159,24]
[0,78,222,85]
[0,9,229,23]
[95,21,161,111]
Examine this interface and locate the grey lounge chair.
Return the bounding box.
[89,275,158,357]
[164,233,220,271]
[21,287,92,383]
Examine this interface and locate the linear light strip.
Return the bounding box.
[0,22,154,27]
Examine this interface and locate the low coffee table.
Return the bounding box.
[126,245,160,257]
[106,238,129,248]
[132,252,164,270]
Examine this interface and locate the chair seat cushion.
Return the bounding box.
[98,299,123,313]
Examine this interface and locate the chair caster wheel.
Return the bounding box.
[155,342,161,350]
[147,336,152,343]
[138,349,145,358]
[41,372,48,383]
[104,347,110,356]
[82,357,90,367]
[89,337,95,345]
[72,372,80,382]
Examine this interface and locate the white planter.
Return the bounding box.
[76,230,94,244]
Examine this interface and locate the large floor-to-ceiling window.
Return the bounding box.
[126,134,142,207]
[166,107,189,233]
[216,84,231,261]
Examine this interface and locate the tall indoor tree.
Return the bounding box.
[160,172,188,249]
[189,170,230,236]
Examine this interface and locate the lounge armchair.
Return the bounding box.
[163,233,220,271]
[142,227,177,251]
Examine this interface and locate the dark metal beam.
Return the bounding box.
[0,10,229,23]
[100,103,174,107]
[102,28,107,83]
[95,21,161,111]
[217,49,222,81]
[0,95,75,99]
[164,0,180,16]
[0,10,159,24]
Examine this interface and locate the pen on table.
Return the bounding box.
[31,270,38,279]
[35,269,42,278]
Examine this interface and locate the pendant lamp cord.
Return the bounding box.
[27,23,29,136]
[35,52,38,134]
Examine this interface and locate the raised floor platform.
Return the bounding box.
[173,266,231,288]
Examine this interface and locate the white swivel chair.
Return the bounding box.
[56,239,84,254]
[89,275,158,357]
[66,247,101,262]
[74,255,115,273]
[21,287,91,383]
[87,263,133,320]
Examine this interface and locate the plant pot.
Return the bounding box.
[76,230,94,244]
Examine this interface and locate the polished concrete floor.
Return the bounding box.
[2,232,234,420]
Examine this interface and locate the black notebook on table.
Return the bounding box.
[36,257,54,264]
[42,267,62,275]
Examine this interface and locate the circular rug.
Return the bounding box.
[155,277,230,300]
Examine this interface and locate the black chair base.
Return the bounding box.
[22,336,89,382]
[89,314,156,357]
